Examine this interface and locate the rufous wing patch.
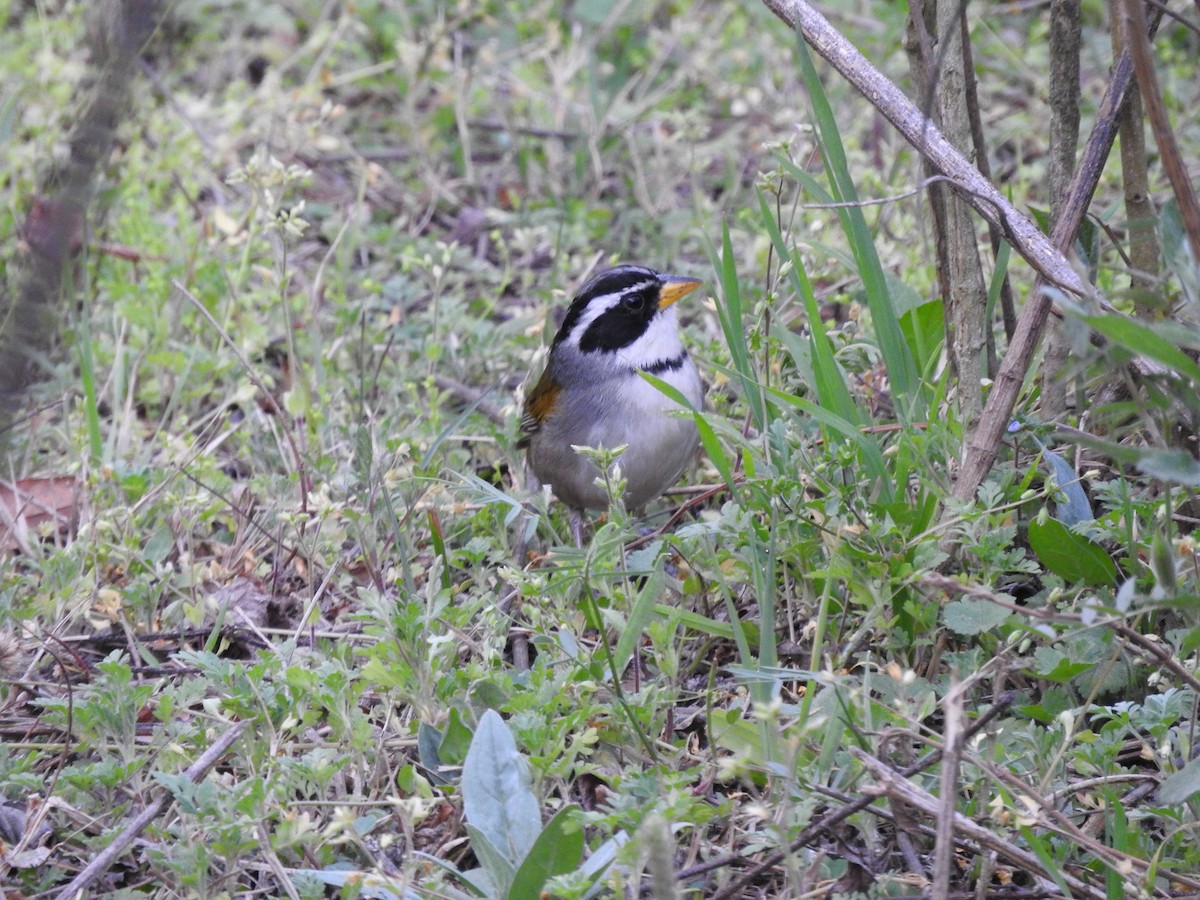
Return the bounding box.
[517,371,561,448]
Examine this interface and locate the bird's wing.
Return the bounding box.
[516,369,561,449]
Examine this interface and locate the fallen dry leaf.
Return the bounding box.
[0,476,79,552]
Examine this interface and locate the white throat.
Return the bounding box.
[614,307,684,369]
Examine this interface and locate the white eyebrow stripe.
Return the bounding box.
[564,293,619,347]
[564,279,659,348]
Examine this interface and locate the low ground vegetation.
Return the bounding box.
[2,2,1200,897]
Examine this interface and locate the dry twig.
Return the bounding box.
[757,0,1166,505]
[1121,0,1200,262]
[853,749,1108,900]
[760,0,1093,301]
[684,694,1014,899]
[51,722,248,899]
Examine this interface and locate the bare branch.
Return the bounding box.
[1121,0,1200,263]
[953,5,1163,501]
[760,0,1092,300]
[52,722,248,900]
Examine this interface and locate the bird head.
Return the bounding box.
[553,265,702,368]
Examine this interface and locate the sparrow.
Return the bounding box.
[518,264,704,544]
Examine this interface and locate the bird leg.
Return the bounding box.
[568,507,586,547]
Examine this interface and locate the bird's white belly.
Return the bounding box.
[582,367,701,509]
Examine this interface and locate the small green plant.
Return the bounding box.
[415,710,600,899]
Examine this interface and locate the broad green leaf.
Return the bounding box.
[417,721,449,786]
[462,710,541,868]
[465,825,516,898]
[361,657,408,691]
[1031,439,1092,525]
[1135,449,1200,486]
[438,707,474,766]
[1151,532,1178,596]
[1158,753,1200,805]
[1180,624,1200,657]
[1031,647,1094,682]
[471,679,510,712]
[885,271,929,318]
[898,298,944,376]
[943,599,1012,636]
[1162,198,1200,306]
[1080,314,1200,384]
[395,764,433,798]
[710,708,763,758]
[1018,687,1073,723]
[508,804,584,899]
[453,869,493,898]
[1020,705,1056,724]
[1027,515,1118,586]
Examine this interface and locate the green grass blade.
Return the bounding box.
[653,604,756,643]
[984,240,1012,333]
[612,559,665,675]
[703,223,767,430]
[640,371,736,496]
[768,387,894,502]
[756,188,861,426]
[73,269,103,463]
[792,26,921,418]
[1017,825,1074,898]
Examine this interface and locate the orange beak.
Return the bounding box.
[657,276,703,310]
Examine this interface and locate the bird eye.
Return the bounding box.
[621,291,647,312]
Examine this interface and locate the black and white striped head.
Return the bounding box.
[553,265,701,367]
